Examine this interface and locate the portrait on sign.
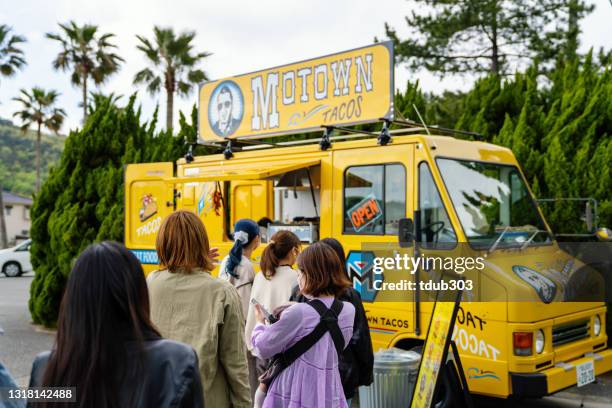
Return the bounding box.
[208,80,244,137]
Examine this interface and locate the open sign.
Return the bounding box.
[347,194,383,232]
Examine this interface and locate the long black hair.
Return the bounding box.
[40,241,160,407]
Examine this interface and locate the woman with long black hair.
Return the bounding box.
[28,241,204,408]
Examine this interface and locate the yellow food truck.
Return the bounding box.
[124,43,611,400]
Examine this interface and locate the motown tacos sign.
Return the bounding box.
[198,42,394,142]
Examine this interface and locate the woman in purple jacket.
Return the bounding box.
[251,241,355,408]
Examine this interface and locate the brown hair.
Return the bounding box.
[297,241,351,297]
[156,210,214,273]
[260,230,301,279]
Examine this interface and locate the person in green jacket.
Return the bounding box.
[148,210,251,408]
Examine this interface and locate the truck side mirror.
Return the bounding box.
[398,218,415,248]
[595,227,611,242]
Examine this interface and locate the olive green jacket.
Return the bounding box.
[147,268,251,408]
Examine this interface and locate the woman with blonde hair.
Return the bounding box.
[147,210,251,408]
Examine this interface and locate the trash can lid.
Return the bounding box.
[373,347,421,370]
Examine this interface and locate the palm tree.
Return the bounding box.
[134,27,210,132]
[0,24,26,86]
[46,21,123,123]
[13,88,66,193]
[0,25,25,248]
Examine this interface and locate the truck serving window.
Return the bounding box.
[437,158,551,248]
[418,162,456,247]
[343,164,405,235]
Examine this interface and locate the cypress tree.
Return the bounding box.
[494,113,514,147]
[508,67,545,178]
[28,95,199,326]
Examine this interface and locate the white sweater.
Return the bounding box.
[244,265,298,350]
[219,255,255,320]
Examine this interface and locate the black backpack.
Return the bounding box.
[258,299,345,387]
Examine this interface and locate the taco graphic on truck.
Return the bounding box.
[139,194,158,222]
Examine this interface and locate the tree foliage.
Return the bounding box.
[28,95,205,326]
[384,0,593,76]
[46,21,123,122]
[428,51,610,232]
[133,26,211,132]
[351,47,610,235]
[0,24,26,85]
[12,88,66,192]
[0,120,64,195]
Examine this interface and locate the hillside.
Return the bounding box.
[0,117,65,196]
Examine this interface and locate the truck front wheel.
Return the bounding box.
[408,344,465,408]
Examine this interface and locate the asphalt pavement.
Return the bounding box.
[0,273,610,406]
[0,273,54,386]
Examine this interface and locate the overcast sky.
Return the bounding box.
[1,0,611,133]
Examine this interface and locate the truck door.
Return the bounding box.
[231,180,273,223]
[125,162,175,274]
[332,143,415,349]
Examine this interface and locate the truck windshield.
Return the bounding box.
[436,158,551,248]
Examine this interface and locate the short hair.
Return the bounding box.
[297,241,351,297]
[218,86,233,102]
[156,210,214,273]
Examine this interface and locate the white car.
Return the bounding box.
[0,239,32,277]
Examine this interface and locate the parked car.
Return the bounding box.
[0,239,32,277]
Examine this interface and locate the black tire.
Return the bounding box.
[434,361,463,408]
[2,262,22,277]
[409,345,462,408]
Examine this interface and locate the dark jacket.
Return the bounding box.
[1,361,24,408]
[290,286,374,399]
[29,339,204,408]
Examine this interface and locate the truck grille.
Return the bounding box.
[552,320,589,347]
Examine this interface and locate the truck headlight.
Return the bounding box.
[535,329,545,354]
[594,315,601,336]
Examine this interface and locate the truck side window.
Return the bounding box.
[344,164,406,235]
[418,162,456,247]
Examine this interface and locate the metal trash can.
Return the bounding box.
[358,348,421,408]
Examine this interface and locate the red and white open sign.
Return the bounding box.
[347,194,383,232]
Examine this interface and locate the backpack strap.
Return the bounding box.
[275,299,345,369]
[308,299,345,357]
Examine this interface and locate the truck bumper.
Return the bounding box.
[510,348,612,398]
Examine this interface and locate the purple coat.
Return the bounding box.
[251,296,355,408]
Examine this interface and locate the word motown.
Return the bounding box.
[250,53,374,130]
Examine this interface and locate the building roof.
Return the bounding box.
[2,191,33,206]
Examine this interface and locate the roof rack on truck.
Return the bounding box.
[193,116,484,158]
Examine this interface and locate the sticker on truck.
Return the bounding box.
[347,193,383,232]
